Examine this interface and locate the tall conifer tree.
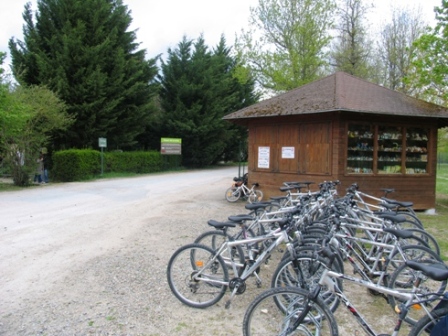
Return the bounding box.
[9,0,158,149]
[158,36,258,167]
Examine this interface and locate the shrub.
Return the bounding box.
[104,151,163,173]
[51,150,172,181]
[52,149,100,181]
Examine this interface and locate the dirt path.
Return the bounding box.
[0,168,405,335]
[0,168,248,334]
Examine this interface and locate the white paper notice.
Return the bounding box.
[282,147,295,159]
[258,146,270,168]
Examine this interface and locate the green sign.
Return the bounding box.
[161,138,182,144]
[161,137,182,155]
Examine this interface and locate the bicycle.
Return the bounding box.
[225,173,263,203]
[242,242,448,336]
[272,214,444,319]
[166,214,300,309]
[347,183,422,227]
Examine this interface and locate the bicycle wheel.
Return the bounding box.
[248,190,263,203]
[395,211,424,228]
[403,228,440,256]
[166,243,228,308]
[408,306,448,336]
[272,255,342,313]
[282,242,345,275]
[386,244,442,275]
[225,187,241,202]
[193,230,246,272]
[387,259,448,325]
[242,286,339,336]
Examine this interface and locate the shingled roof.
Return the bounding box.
[223,72,448,123]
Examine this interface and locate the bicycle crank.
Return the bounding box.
[229,277,246,295]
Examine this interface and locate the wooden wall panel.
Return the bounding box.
[299,122,331,174]
[277,124,299,173]
[245,113,437,209]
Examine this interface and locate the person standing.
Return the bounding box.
[34,154,43,184]
[42,151,49,183]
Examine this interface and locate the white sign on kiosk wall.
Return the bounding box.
[282,146,295,159]
[258,146,270,169]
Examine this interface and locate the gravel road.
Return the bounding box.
[0,167,406,336]
[0,167,278,336]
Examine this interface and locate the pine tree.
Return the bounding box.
[158,36,258,167]
[9,0,159,149]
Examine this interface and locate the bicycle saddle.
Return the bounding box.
[375,213,407,223]
[406,260,448,282]
[381,197,414,208]
[228,215,253,223]
[207,219,236,229]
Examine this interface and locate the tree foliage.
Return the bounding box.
[158,35,258,167]
[405,1,448,104]
[377,5,428,93]
[331,0,374,79]
[9,0,159,150]
[0,56,72,185]
[236,0,336,94]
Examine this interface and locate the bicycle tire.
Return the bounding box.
[395,211,424,228]
[242,286,339,336]
[283,242,345,275]
[387,259,448,326]
[166,243,228,308]
[193,230,246,273]
[248,190,263,203]
[386,244,442,275]
[272,254,342,313]
[403,228,440,256]
[225,187,241,202]
[408,306,448,336]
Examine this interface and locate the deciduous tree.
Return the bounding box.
[377,5,427,93]
[236,0,336,94]
[331,0,374,79]
[405,1,447,104]
[0,54,72,185]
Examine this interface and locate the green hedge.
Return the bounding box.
[104,151,162,174]
[51,150,179,182]
[52,149,101,181]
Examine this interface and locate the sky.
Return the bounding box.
[0,0,442,75]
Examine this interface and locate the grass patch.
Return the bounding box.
[97,172,139,179]
[175,322,188,332]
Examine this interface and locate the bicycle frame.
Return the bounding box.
[191,227,293,307]
[319,265,434,336]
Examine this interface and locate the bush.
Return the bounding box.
[51,150,174,181]
[52,149,100,181]
[104,151,163,174]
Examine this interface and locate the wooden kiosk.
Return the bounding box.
[223,72,448,210]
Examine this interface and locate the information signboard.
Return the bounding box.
[98,137,107,148]
[161,137,182,155]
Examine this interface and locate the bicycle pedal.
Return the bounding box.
[225,300,231,309]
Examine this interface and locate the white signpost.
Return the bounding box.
[98,137,107,175]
